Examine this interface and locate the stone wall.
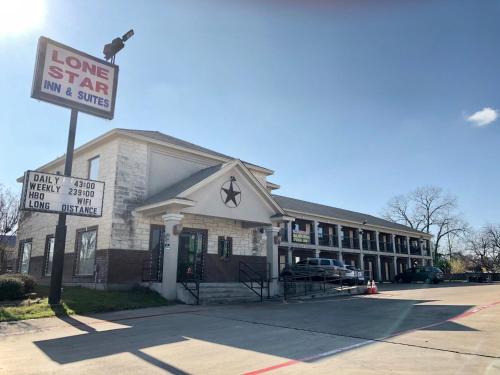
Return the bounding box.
[181,214,266,257]
[110,137,150,250]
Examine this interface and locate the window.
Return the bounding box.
[76,228,97,276]
[320,259,331,266]
[88,156,100,180]
[44,235,55,277]
[218,236,232,259]
[148,225,165,282]
[332,259,345,267]
[19,240,32,274]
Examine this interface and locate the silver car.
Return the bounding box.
[344,265,365,285]
[280,258,345,280]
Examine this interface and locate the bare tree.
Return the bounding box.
[467,225,500,272]
[382,185,468,258]
[0,184,19,272]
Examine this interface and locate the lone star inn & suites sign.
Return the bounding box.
[21,171,105,217]
[31,37,119,119]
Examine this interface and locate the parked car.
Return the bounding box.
[280,258,345,281]
[395,266,443,284]
[466,272,492,283]
[343,265,365,285]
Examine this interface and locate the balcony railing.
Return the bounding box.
[342,237,360,249]
[395,243,408,253]
[318,234,338,247]
[362,239,377,251]
[410,246,421,255]
[379,242,393,252]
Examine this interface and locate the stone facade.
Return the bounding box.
[111,137,149,251]
[181,214,266,257]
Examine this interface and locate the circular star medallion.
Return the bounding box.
[220,177,241,208]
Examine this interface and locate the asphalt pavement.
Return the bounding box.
[1,282,499,374]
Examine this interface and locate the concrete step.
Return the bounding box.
[202,296,263,304]
[177,282,268,304]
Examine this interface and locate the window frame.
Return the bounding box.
[74,226,98,277]
[87,155,100,180]
[43,234,55,277]
[18,239,33,274]
[217,236,232,260]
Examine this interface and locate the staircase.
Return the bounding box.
[177,283,265,305]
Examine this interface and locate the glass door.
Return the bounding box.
[177,230,205,282]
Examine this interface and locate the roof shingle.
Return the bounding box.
[141,164,224,206]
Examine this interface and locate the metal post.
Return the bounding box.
[49,109,78,305]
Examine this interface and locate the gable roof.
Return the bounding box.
[272,195,429,236]
[118,129,271,174]
[142,164,223,206]
[17,128,273,183]
[137,159,285,217]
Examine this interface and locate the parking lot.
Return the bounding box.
[1,282,499,375]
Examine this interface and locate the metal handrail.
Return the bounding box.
[378,242,394,252]
[179,277,200,305]
[318,234,339,247]
[280,264,345,300]
[238,260,269,302]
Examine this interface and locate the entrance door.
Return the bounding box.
[177,230,206,282]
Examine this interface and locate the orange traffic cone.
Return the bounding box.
[366,280,372,294]
[371,280,378,294]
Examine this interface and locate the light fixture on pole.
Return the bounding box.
[103,29,134,63]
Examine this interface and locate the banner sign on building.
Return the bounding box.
[21,171,105,217]
[292,231,311,244]
[31,36,119,120]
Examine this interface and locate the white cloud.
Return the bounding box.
[466,107,498,127]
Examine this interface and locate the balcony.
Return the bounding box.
[362,239,377,251]
[379,242,393,253]
[342,237,360,249]
[410,245,421,255]
[395,243,408,254]
[318,234,338,247]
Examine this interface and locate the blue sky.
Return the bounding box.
[0,0,499,228]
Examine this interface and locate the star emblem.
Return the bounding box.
[220,177,241,208]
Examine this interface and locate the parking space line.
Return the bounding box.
[242,299,500,375]
[243,340,374,375]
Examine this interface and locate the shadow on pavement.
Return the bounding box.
[34,296,475,370]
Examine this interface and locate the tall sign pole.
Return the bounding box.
[26,33,131,305]
[49,109,77,304]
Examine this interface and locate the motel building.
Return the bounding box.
[16,129,433,303]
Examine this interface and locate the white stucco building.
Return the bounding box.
[16,129,433,302]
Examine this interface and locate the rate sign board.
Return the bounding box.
[21,171,105,217]
[31,36,119,119]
